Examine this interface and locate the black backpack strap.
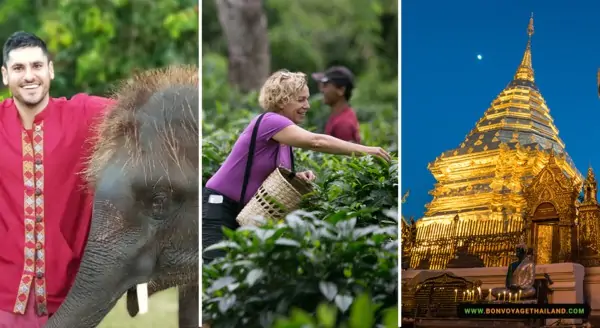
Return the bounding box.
[290,146,295,171]
[239,113,267,205]
[288,146,296,179]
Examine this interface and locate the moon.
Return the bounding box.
[477,54,483,60]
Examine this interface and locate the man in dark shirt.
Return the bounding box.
[312,66,361,143]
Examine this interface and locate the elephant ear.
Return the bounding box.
[126,287,140,317]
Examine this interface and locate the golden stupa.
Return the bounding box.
[403,15,600,270]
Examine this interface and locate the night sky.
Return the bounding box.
[401,0,600,220]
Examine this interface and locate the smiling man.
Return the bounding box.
[0,31,114,327]
[312,66,361,144]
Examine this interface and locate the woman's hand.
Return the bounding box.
[296,170,317,182]
[272,125,393,161]
[364,146,392,162]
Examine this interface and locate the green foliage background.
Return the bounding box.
[0,1,197,327]
[202,0,398,133]
[0,0,198,98]
[202,1,399,327]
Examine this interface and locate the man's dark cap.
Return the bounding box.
[311,66,354,88]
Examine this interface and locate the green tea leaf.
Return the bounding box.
[382,306,398,328]
[316,303,338,328]
[349,293,374,328]
[319,281,338,301]
[255,228,276,242]
[335,294,354,312]
[203,241,240,252]
[245,268,264,286]
[218,294,236,314]
[275,238,302,247]
[206,276,235,294]
[289,308,315,324]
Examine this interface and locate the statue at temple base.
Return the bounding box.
[491,244,536,301]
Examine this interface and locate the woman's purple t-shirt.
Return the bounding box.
[205,112,295,204]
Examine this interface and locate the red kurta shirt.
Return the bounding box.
[0,94,113,316]
[324,106,361,143]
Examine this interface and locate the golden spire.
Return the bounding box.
[514,13,535,82]
[587,165,596,182]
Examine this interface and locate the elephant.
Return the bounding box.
[44,65,199,328]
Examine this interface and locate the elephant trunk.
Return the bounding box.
[43,243,117,327]
[44,211,155,328]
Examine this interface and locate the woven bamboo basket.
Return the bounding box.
[236,167,314,226]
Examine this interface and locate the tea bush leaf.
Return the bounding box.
[206,276,236,294]
[289,308,315,324]
[317,303,338,328]
[382,306,399,328]
[334,294,354,312]
[246,268,265,287]
[218,295,236,313]
[255,228,276,242]
[275,238,302,247]
[319,281,338,301]
[273,293,396,328]
[202,212,397,326]
[203,240,240,252]
[349,293,375,328]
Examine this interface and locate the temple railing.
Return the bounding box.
[410,232,523,269]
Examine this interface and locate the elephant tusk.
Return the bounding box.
[136,283,149,315]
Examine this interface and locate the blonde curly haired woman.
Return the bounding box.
[203,69,391,262]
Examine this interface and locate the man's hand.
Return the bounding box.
[296,170,316,182]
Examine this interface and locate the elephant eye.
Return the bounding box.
[151,192,169,216]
